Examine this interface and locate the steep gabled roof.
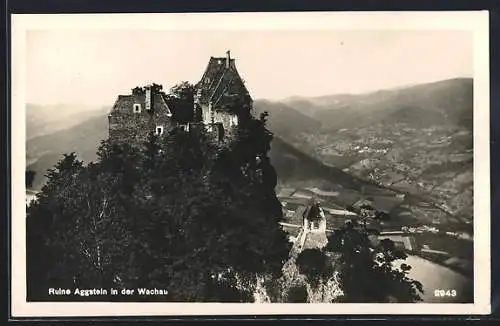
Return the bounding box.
[109,89,172,118]
[195,55,252,111]
[210,70,235,105]
[198,57,232,85]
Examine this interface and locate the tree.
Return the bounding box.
[375,211,391,221]
[218,94,253,120]
[27,153,86,299]
[128,122,290,301]
[168,81,195,124]
[345,205,356,213]
[360,203,374,211]
[26,107,291,302]
[326,222,423,303]
[295,248,332,287]
[169,81,194,101]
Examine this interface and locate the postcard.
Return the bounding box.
[10,11,491,317]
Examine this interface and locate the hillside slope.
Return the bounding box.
[253,100,322,138]
[26,104,108,140]
[269,136,365,190]
[262,78,474,220]
[25,108,347,192]
[281,78,473,131]
[26,114,108,189]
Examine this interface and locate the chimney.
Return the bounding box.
[226,50,231,69]
[145,84,152,111]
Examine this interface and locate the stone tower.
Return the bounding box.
[194,51,253,138]
[301,199,328,250]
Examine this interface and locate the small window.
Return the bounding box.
[217,60,222,64]
[230,115,238,127]
[155,126,164,135]
[133,103,141,113]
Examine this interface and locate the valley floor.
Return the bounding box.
[276,184,474,302]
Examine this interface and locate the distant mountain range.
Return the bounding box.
[26,103,109,140]
[26,105,109,189]
[253,100,321,139]
[255,78,472,134]
[255,77,473,219]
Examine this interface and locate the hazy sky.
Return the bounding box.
[27,29,473,107]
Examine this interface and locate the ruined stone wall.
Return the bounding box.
[200,103,211,125]
[108,93,173,148]
[213,110,238,132]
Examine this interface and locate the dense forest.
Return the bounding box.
[26,84,423,303]
[27,105,293,301]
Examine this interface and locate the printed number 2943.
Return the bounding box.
[434,289,457,297]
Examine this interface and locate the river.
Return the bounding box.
[26,190,38,206]
[404,255,473,303]
[23,190,473,303]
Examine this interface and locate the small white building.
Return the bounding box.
[301,202,328,250]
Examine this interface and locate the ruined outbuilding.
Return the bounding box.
[108,84,175,145]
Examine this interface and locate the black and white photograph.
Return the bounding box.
[11,12,490,316]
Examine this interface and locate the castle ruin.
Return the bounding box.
[108,51,252,146]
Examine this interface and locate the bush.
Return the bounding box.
[328,223,423,303]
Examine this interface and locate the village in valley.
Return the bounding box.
[275,183,473,279]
